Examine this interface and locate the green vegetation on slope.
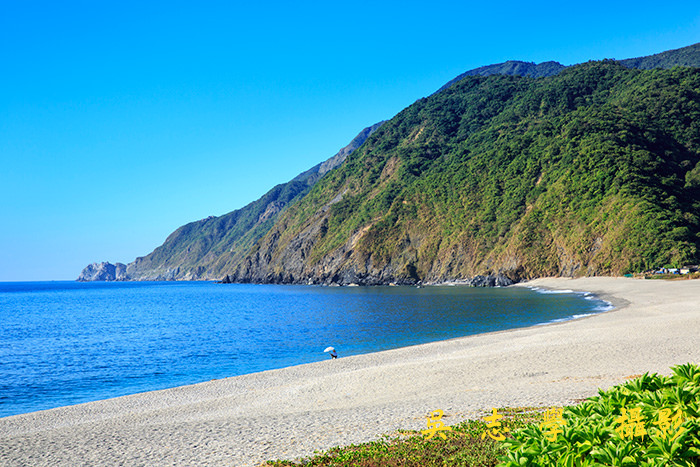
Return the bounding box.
[84,43,700,283]
[435,60,566,93]
[231,61,700,284]
[123,123,384,280]
[436,42,700,95]
[621,43,700,70]
[126,178,313,280]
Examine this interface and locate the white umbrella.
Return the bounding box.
[324,347,335,353]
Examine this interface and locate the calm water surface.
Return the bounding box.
[0,281,611,417]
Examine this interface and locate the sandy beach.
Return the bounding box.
[1,277,699,466]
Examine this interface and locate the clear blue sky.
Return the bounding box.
[2,1,700,281]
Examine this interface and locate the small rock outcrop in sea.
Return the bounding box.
[77,262,129,281]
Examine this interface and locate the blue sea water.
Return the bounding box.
[0,281,612,418]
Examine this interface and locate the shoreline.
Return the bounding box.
[0,281,613,419]
[1,277,699,466]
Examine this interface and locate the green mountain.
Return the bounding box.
[225,61,700,284]
[436,42,700,95]
[79,44,700,283]
[117,122,384,281]
[436,60,566,93]
[619,42,700,70]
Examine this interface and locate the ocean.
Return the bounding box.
[0,281,612,418]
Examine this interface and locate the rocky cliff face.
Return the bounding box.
[77,262,128,281]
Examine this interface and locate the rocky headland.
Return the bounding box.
[77,262,128,282]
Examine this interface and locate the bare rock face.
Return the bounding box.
[77,262,129,281]
[468,273,514,287]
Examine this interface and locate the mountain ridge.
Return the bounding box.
[78,121,385,281]
[435,60,566,94]
[79,43,700,283]
[220,61,700,285]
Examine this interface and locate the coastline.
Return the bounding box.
[1,277,699,467]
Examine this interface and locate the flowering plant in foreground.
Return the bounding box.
[498,363,700,467]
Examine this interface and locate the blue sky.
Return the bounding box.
[2,1,700,281]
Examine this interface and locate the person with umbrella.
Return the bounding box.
[324,346,338,359]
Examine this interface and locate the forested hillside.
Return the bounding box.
[619,42,700,69]
[118,122,384,280]
[226,61,700,284]
[79,44,700,283]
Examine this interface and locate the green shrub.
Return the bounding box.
[498,363,700,466]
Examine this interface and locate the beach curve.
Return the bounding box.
[1,277,699,466]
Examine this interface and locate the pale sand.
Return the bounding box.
[1,277,699,467]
